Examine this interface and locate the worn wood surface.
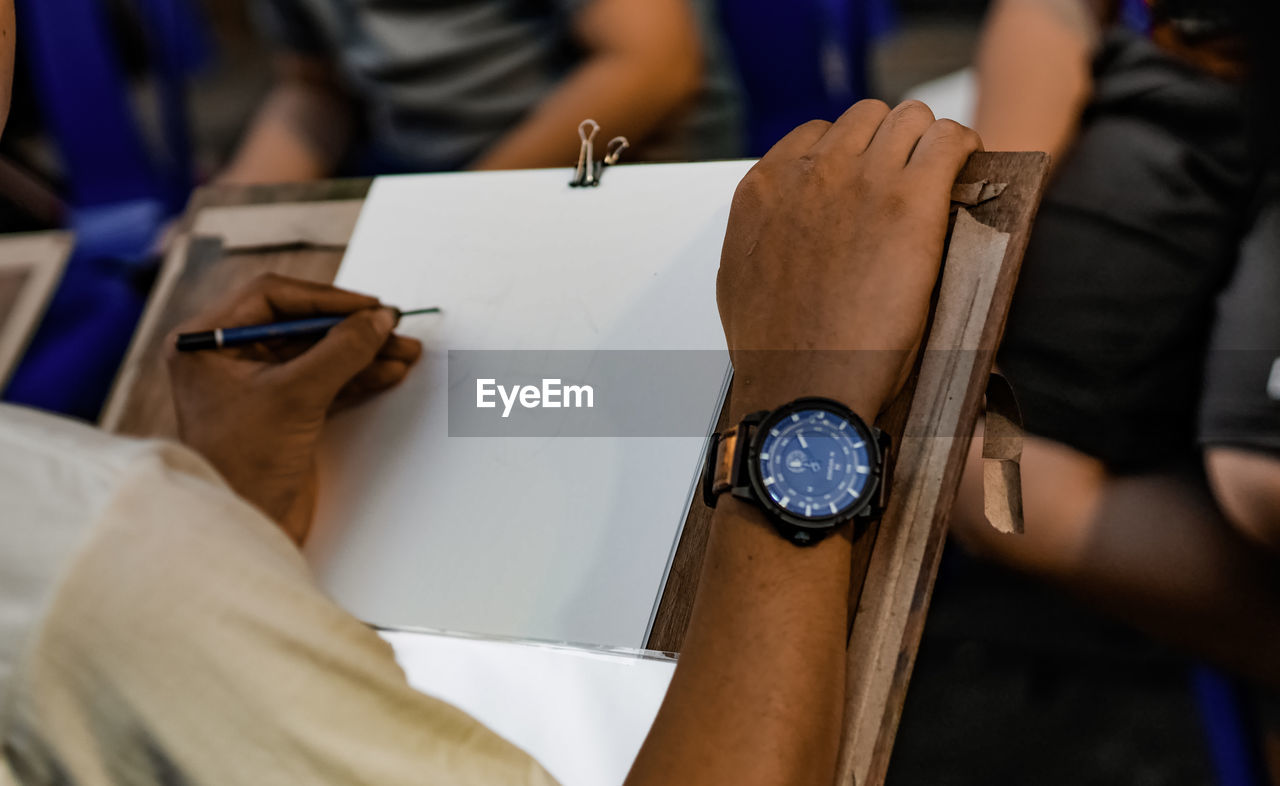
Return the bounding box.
[192,200,364,252]
[837,152,1051,786]
[0,269,27,321]
[981,371,1026,535]
[102,157,1050,783]
[0,231,73,389]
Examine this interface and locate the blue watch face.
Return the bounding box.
[757,408,873,520]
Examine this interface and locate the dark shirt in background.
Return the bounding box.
[997,28,1263,470]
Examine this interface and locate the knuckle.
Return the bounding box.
[244,271,287,298]
[797,118,832,135]
[932,118,965,136]
[349,312,385,345]
[737,167,765,192]
[793,153,820,177]
[733,170,769,208]
[892,99,935,124]
[376,361,409,386]
[931,119,978,146]
[857,98,891,115]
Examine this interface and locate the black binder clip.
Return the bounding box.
[570,119,630,188]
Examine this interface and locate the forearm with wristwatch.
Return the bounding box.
[624,100,980,786]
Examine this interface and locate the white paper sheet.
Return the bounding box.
[380,628,675,786]
[309,162,753,648]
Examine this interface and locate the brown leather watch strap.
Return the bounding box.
[708,424,743,499]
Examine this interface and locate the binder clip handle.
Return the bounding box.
[603,137,630,167]
[570,120,631,188]
[571,119,602,188]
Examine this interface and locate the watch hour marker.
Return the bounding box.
[763,476,775,486]
[805,504,813,517]
[856,465,870,474]
[798,434,808,449]
[838,421,847,430]
[829,502,838,514]
[852,441,864,448]
[848,488,860,498]
[760,453,769,460]
[791,413,800,422]
[779,496,790,507]
[770,428,780,437]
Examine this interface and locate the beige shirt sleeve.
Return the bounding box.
[3,432,558,785]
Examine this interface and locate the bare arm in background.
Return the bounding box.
[219,54,354,185]
[973,0,1113,163]
[471,0,701,170]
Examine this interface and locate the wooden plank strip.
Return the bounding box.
[837,152,1051,786]
[839,210,1008,783]
[0,231,73,390]
[192,200,365,252]
[184,179,373,216]
[100,231,200,430]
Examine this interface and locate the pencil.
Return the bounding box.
[175,307,441,352]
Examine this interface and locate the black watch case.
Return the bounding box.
[703,397,891,547]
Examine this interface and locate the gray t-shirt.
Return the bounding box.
[256,0,744,172]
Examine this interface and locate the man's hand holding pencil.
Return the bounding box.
[166,273,423,544]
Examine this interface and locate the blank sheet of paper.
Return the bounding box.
[309,161,753,648]
[380,629,675,786]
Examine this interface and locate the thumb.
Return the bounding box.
[285,307,398,402]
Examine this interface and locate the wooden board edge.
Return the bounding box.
[100,233,194,430]
[0,231,74,390]
[837,152,1052,786]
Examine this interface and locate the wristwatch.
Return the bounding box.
[702,397,891,546]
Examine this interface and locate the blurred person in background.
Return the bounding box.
[219,0,742,183]
[950,0,1280,746]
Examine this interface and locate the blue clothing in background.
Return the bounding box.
[720,0,892,157]
[1121,0,1153,33]
[3,0,209,420]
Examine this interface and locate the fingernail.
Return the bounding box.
[375,307,397,331]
